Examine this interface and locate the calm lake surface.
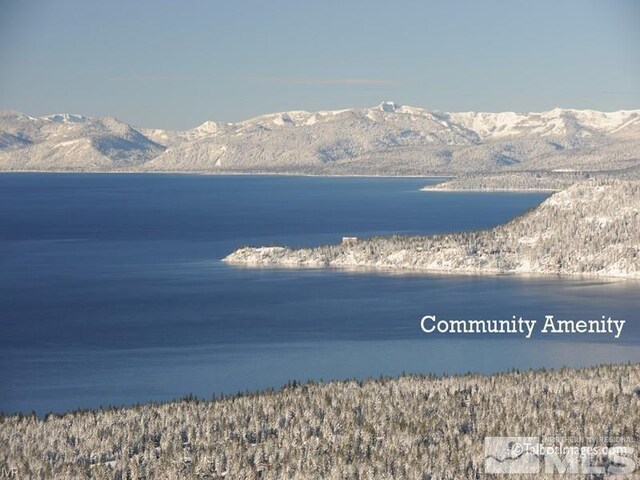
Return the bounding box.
[0,174,638,414]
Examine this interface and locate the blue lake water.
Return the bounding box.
[0,174,638,414]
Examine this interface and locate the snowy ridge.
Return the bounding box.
[224,180,640,279]
[0,110,164,169]
[446,108,640,139]
[43,113,90,124]
[0,104,638,174]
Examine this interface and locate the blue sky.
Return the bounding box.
[1,0,638,129]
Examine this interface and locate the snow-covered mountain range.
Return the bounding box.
[1,103,638,175]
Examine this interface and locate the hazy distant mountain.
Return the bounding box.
[224,179,640,279]
[0,111,164,171]
[1,103,638,175]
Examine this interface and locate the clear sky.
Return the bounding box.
[1,0,638,129]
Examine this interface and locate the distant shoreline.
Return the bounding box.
[421,186,560,193]
[0,170,561,193]
[0,169,452,180]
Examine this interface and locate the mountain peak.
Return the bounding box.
[44,113,89,124]
[376,101,401,112]
[196,120,219,133]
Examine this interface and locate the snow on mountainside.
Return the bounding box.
[43,113,89,124]
[0,110,165,170]
[224,180,640,279]
[0,103,638,174]
[119,103,640,175]
[446,108,640,140]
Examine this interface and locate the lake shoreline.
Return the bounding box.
[224,180,640,280]
[0,170,588,193]
[0,169,451,179]
[223,255,640,281]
